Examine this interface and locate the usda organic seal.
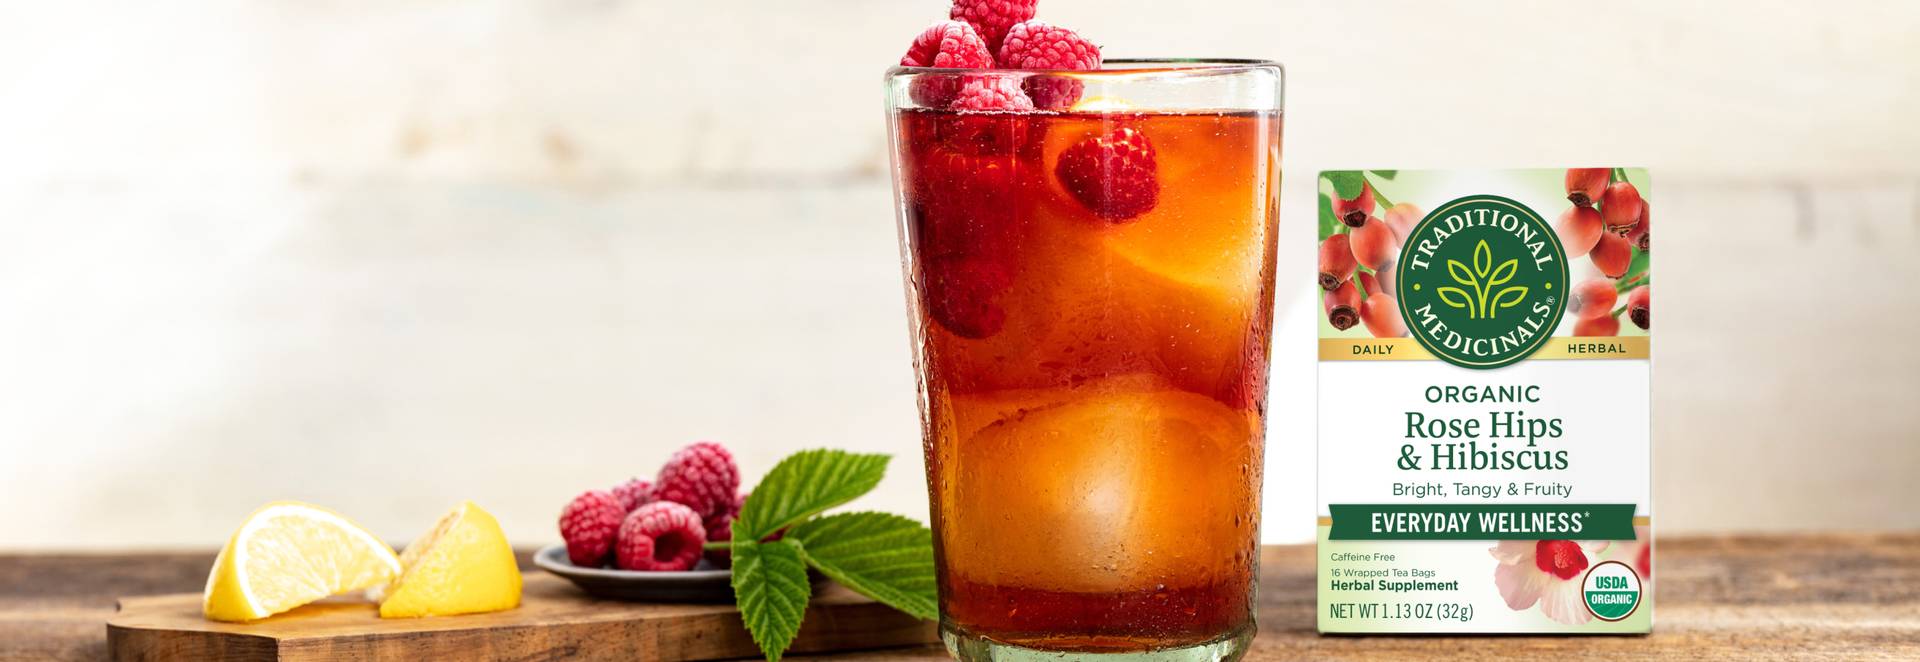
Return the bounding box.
[1396,195,1569,369]
[1582,560,1643,621]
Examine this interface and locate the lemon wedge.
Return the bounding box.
[202,501,402,622]
[377,500,522,618]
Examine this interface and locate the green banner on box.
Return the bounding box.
[1327,504,1638,540]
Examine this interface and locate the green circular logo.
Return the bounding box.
[1582,560,1643,622]
[1395,195,1568,369]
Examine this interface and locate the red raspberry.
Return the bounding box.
[950,0,1037,54]
[952,76,1034,112]
[901,20,995,69]
[996,21,1101,110]
[615,501,707,572]
[901,21,994,108]
[557,489,625,567]
[610,477,653,512]
[1054,127,1160,222]
[921,255,1011,339]
[704,490,746,532]
[652,441,740,520]
[909,146,1018,258]
[700,492,749,569]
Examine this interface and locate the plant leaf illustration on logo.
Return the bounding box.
[1437,240,1528,319]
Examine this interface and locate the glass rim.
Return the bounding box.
[886,58,1283,78]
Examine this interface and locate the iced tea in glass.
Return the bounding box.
[885,62,1283,659]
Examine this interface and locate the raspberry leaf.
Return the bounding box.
[735,449,889,542]
[731,538,811,662]
[787,512,937,621]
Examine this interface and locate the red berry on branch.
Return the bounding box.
[1627,202,1651,252]
[1324,280,1361,331]
[1556,206,1605,259]
[1568,279,1618,321]
[1626,286,1650,330]
[1573,315,1620,337]
[1591,231,1632,279]
[1565,168,1610,207]
[1382,202,1421,242]
[1360,293,1407,338]
[1332,181,1376,228]
[1600,181,1645,230]
[1350,217,1400,271]
[1318,234,1357,291]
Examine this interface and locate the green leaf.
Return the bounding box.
[1369,169,1398,180]
[732,539,811,662]
[1615,249,1651,293]
[1318,193,1341,239]
[1323,171,1366,200]
[736,449,889,541]
[788,512,938,620]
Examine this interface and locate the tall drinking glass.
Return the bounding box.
[885,61,1283,660]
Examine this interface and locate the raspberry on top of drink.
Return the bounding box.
[891,1,1282,651]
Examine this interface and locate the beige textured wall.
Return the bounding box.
[1,1,1916,548]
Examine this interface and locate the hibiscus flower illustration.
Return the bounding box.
[1489,540,1604,625]
[1617,525,1653,592]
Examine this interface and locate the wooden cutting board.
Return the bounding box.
[106,572,937,661]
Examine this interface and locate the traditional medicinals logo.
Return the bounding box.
[1396,195,1568,369]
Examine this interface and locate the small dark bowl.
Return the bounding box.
[534,544,830,603]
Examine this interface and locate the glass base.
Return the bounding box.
[942,622,1253,662]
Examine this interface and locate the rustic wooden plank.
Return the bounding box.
[105,574,935,662]
[6,535,1918,661]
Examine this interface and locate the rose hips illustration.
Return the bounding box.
[1626,285,1650,330]
[1555,205,1604,259]
[1600,181,1645,230]
[1574,314,1619,337]
[1627,202,1650,252]
[1349,216,1399,270]
[1590,231,1632,278]
[1360,293,1406,338]
[1564,168,1610,207]
[1568,278,1618,321]
[1318,233,1357,290]
[1332,181,1376,228]
[1324,279,1361,331]
[1357,270,1386,298]
[1368,263,1395,296]
[1382,202,1421,242]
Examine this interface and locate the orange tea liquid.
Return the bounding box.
[894,108,1281,652]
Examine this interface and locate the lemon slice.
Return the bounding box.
[377,500,522,618]
[202,502,402,622]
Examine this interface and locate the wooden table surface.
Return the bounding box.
[5,533,1917,661]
